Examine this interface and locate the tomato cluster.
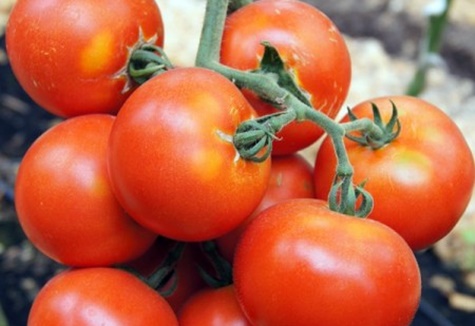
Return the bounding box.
[6,0,475,325]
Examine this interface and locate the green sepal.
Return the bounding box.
[346,101,401,149]
[251,41,312,109]
[197,241,233,288]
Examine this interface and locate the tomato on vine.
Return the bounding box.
[28,268,178,325]
[108,67,271,242]
[15,114,157,267]
[216,153,315,262]
[314,95,475,251]
[233,198,421,326]
[178,285,251,326]
[6,0,164,117]
[220,0,351,155]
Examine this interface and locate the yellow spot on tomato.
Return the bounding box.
[80,31,114,76]
[192,149,223,183]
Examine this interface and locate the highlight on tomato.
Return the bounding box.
[108,67,271,242]
[221,0,351,155]
[314,95,475,251]
[216,153,315,262]
[14,114,157,267]
[28,268,179,325]
[6,0,164,117]
[233,198,421,326]
[178,285,251,326]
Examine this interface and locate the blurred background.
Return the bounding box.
[1,0,475,325]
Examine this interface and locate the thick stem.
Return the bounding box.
[195,0,375,216]
[195,0,229,66]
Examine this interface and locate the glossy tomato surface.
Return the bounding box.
[15,114,157,267]
[314,95,475,251]
[233,199,421,326]
[179,285,251,326]
[216,153,315,262]
[221,0,351,155]
[28,268,178,325]
[108,67,271,241]
[6,0,164,117]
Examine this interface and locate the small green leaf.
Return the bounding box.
[252,42,312,108]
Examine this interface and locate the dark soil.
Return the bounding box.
[2,1,475,325]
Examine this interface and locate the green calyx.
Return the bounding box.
[233,111,296,162]
[251,42,312,112]
[198,240,233,288]
[329,178,373,218]
[127,44,174,85]
[346,101,401,149]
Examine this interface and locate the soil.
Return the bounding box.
[2,0,475,325]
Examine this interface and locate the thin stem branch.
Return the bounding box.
[195,0,376,216]
[406,0,453,96]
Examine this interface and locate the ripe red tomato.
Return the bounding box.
[233,199,421,326]
[178,285,251,326]
[108,67,271,241]
[221,0,351,155]
[314,95,475,251]
[216,153,315,262]
[14,114,157,267]
[6,0,164,117]
[28,267,178,325]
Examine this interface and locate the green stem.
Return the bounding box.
[228,0,252,13]
[406,0,453,96]
[195,0,229,66]
[195,0,374,216]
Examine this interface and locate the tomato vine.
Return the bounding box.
[194,0,391,217]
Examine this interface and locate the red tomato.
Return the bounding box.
[178,285,251,326]
[28,267,178,325]
[233,199,421,326]
[108,67,271,241]
[221,0,351,155]
[125,238,208,313]
[314,95,475,251]
[6,0,164,117]
[14,114,157,267]
[216,153,315,262]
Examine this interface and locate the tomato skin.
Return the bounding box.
[221,0,351,155]
[14,114,157,267]
[233,199,421,326]
[216,153,315,262]
[178,285,251,326]
[28,267,178,325]
[6,0,164,117]
[314,95,475,251]
[108,67,271,241]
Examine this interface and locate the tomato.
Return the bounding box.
[178,285,251,326]
[125,238,208,313]
[28,267,178,325]
[14,114,157,267]
[220,0,351,155]
[314,95,475,251]
[233,198,421,326]
[6,0,164,117]
[108,67,271,241]
[216,153,315,262]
